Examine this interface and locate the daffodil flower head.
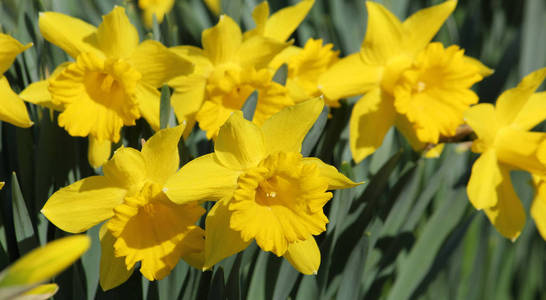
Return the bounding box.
[319,0,492,162]
[0,34,33,128]
[38,6,192,167]
[270,38,341,106]
[138,0,175,28]
[464,67,546,240]
[164,98,360,274]
[41,125,205,290]
[393,42,493,144]
[168,14,293,139]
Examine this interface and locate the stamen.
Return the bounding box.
[100,74,115,92]
[416,81,426,92]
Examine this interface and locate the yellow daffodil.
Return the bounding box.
[0,182,3,190]
[138,0,175,28]
[203,0,220,15]
[319,0,492,163]
[27,6,192,167]
[0,235,90,299]
[41,125,205,290]
[169,14,292,139]
[163,98,359,274]
[270,38,340,107]
[0,34,32,128]
[464,68,546,240]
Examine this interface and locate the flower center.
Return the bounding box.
[392,42,484,144]
[229,152,331,256]
[107,182,205,281]
[80,54,141,110]
[49,52,143,142]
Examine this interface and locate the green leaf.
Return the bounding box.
[302,106,328,156]
[159,85,171,130]
[207,268,225,300]
[272,260,299,300]
[241,91,258,121]
[272,64,288,86]
[10,173,38,256]
[386,189,469,300]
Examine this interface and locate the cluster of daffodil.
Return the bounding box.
[0,0,545,293]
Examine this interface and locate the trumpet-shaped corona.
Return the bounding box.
[50,52,142,142]
[394,43,486,144]
[230,152,331,256]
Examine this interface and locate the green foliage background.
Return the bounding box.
[0,0,545,299]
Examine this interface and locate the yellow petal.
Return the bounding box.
[135,82,160,131]
[141,125,184,185]
[169,74,207,136]
[103,147,147,195]
[99,225,133,291]
[463,103,499,150]
[462,56,494,77]
[244,2,269,39]
[349,89,396,163]
[402,0,457,55]
[262,0,314,42]
[88,136,112,168]
[130,40,193,88]
[164,153,239,204]
[238,36,290,70]
[360,2,404,65]
[467,149,502,209]
[38,12,99,59]
[510,92,546,131]
[0,34,32,74]
[0,77,32,128]
[394,113,426,151]
[41,176,126,233]
[215,111,266,170]
[202,15,242,65]
[203,198,251,270]
[531,176,546,240]
[318,53,382,100]
[170,46,213,76]
[268,46,301,70]
[21,283,59,299]
[496,67,546,129]
[0,182,4,190]
[0,235,90,286]
[495,128,546,175]
[283,237,320,275]
[483,167,525,240]
[302,157,360,189]
[19,80,63,111]
[179,226,206,269]
[262,98,323,155]
[96,6,139,59]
